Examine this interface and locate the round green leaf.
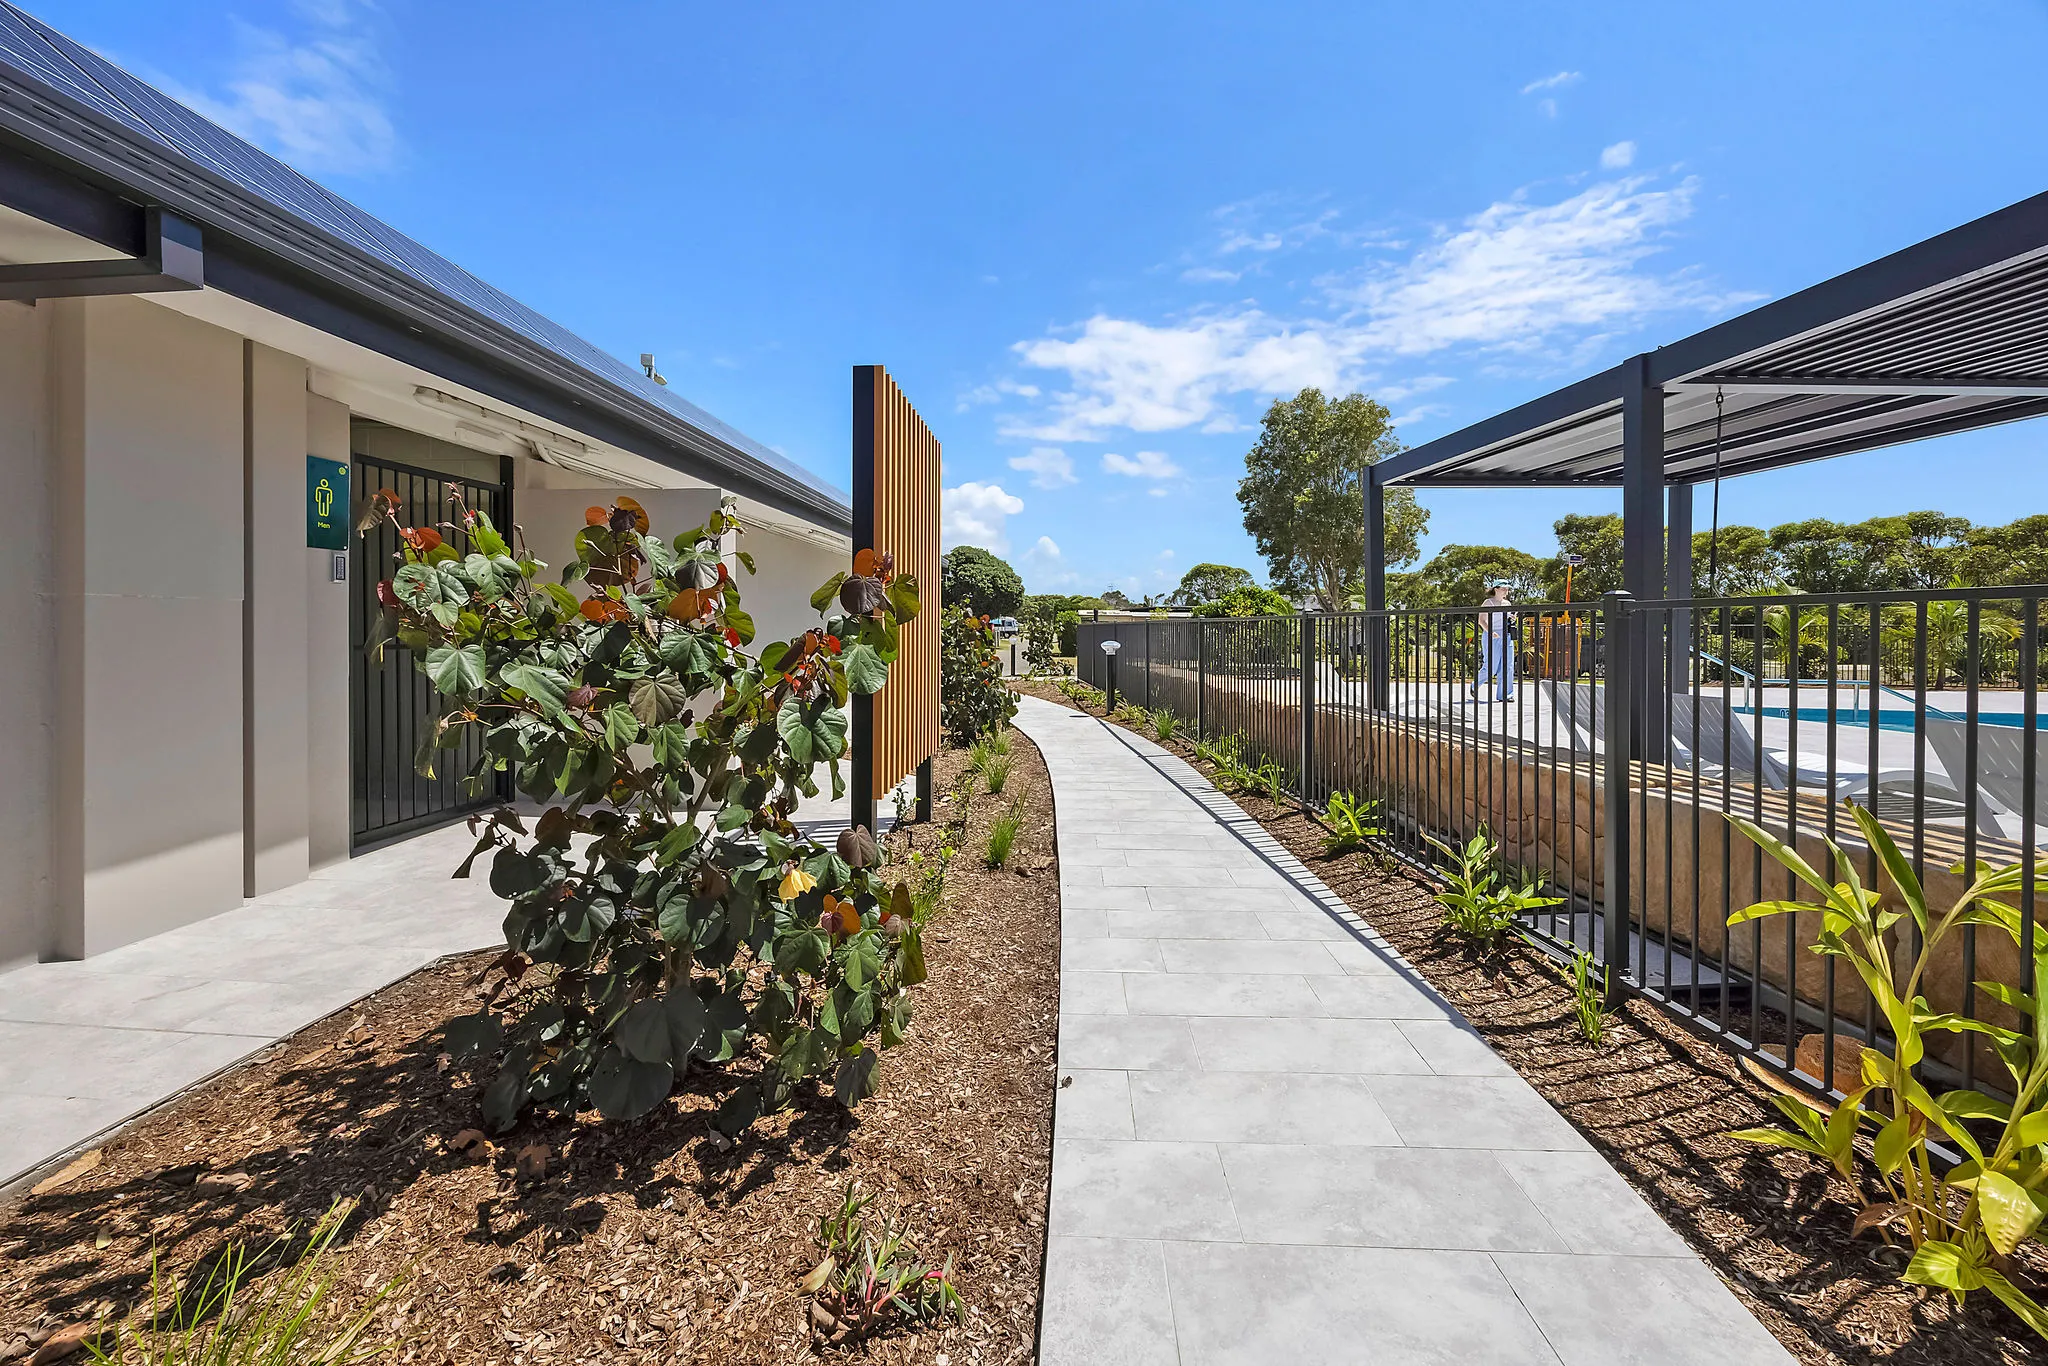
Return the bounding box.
[587,1046,674,1120]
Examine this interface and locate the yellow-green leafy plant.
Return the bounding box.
[1424,828,1562,950]
[1320,790,1385,856]
[1150,708,1179,742]
[903,842,954,924]
[368,493,925,1136]
[1563,948,1610,1046]
[1725,804,2048,1336]
[89,1201,400,1365]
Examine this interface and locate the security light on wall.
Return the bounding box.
[640,353,668,386]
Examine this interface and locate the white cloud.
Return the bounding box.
[1102,450,1184,480]
[958,378,1041,410]
[1021,535,1083,589]
[941,482,1025,555]
[1008,447,1077,489]
[1535,98,1559,119]
[167,0,396,175]
[1180,265,1243,283]
[1601,140,1637,169]
[1334,176,1751,356]
[1005,168,1750,442]
[1008,313,1365,441]
[1521,71,1582,94]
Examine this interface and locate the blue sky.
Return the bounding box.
[46,0,2048,596]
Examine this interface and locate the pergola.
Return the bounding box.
[1364,187,2048,618]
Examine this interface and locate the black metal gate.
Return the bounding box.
[350,456,509,849]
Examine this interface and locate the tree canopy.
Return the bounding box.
[939,545,1024,618]
[1192,584,1296,618]
[1237,388,1428,610]
[1171,563,1257,606]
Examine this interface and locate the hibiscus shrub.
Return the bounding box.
[364,490,923,1136]
[939,610,1017,746]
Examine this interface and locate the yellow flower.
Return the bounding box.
[777,866,818,903]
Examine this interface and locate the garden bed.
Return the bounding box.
[0,733,1059,1366]
[1015,677,2048,1366]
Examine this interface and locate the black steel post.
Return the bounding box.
[1106,649,1119,713]
[1299,614,1317,805]
[1366,465,1390,712]
[1196,624,1207,742]
[1621,354,1664,759]
[1601,590,1634,1006]
[1144,619,1153,709]
[914,755,932,823]
[850,691,875,836]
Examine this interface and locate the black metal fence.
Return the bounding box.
[1078,586,2045,1101]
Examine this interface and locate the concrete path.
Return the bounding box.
[0,784,896,1192]
[1015,695,1793,1366]
[0,824,503,1189]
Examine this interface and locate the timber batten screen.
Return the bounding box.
[851,365,941,829]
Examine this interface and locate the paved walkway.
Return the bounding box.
[0,791,892,1191]
[1015,695,1793,1366]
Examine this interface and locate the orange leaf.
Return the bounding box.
[400,526,443,553]
[853,547,883,578]
[580,598,626,623]
[666,587,707,621]
[584,506,610,526]
[614,495,650,534]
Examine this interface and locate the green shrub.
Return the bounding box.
[1563,949,1609,1046]
[903,842,954,924]
[1423,828,1561,951]
[1320,790,1385,856]
[1150,708,1178,742]
[941,611,1017,746]
[1725,808,2048,1337]
[368,493,925,1136]
[985,800,1024,868]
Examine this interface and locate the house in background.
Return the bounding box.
[0,4,851,967]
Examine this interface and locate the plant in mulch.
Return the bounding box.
[801,1183,964,1345]
[1149,707,1178,742]
[365,490,927,1137]
[941,611,1017,746]
[1319,789,1385,856]
[984,800,1026,870]
[1558,947,1611,1047]
[80,1201,402,1366]
[967,730,1015,795]
[1422,827,1562,952]
[1725,805,2048,1338]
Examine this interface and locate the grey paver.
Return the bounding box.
[1121,972,1325,1018]
[1493,1252,1794,1366]
[1220,1144,1567,1250]
[1038,1236,1180,1366]
[1130,1073,1401,1145]
[1163,1241,1564,1366]
[1055,1070,1136,1139]
[1189,1014,1435,1075]
[1059,1014,1200,1070]
[1048,1139,1241,1241]
[1014,696,1793,1366]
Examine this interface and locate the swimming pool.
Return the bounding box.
[1736,705,2032,733]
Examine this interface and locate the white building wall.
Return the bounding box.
[50,296,246,957]
[306,393,353,869]
[0,301,56,970]
[245,342,311,895]
[740,520,849,654]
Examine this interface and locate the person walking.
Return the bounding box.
[1471,582,1517,702]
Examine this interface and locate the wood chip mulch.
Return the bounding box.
[0,733,1059,1366]
[1016,677,2048,1366]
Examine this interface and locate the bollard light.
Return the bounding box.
[1100,638,1122,711]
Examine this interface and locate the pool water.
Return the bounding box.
[1736,705,2031,733]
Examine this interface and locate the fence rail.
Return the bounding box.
[1077,585,2046,1102]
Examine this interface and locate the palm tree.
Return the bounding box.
[1881,579,2022,688]
[1761,602,1834,680]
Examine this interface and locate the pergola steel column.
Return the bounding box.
[1365,465,1389,712]
[1667,481,1694,699]
[1621,354,1665,759]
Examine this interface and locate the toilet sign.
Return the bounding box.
[306,456,349,550]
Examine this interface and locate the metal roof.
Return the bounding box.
[1377,189,2048,488]
[0,2,851,529]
